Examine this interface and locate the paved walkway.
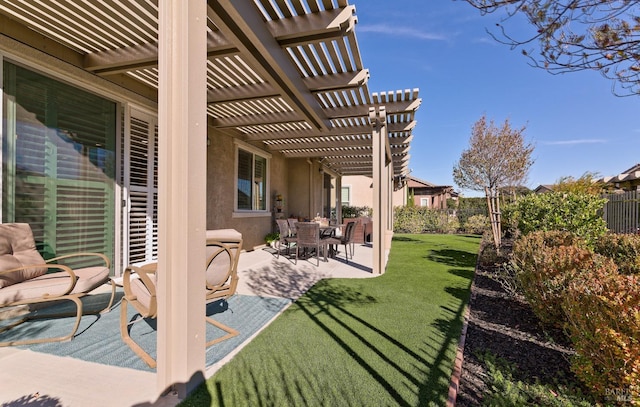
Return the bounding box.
[0,244,379,406]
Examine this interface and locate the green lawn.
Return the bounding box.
[180,234,480,407]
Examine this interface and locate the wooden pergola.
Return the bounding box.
[0,0,421,399]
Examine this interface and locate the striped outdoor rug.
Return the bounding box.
[1,291,290,372]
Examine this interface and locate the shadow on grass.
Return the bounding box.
[186,236,479,406]
[427,249,477,268]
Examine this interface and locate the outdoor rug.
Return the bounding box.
[0,291,290,372]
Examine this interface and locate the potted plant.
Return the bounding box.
[264,232,279,247]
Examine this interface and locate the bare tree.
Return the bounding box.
[453,115,534,248]
[461,0,640,96]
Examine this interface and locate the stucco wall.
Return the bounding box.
[342,175,407,208]
[206,129,287,250]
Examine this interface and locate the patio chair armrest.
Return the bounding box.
[122,264,157,298]
[46,252,110,268]
[0,263,77,297]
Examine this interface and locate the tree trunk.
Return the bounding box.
[484,186,501,252]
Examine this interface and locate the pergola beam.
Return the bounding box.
[268,5,357,46]
[325,99,421,119]
[210,111,304,128]
[85,30,237,74]
[244,121,416,140]
[207,0,330,131]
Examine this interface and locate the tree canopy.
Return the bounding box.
[553,171,607,195]
[461,0,640,96]
[453,115,534,193]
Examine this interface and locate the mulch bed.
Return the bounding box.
[455,239,579,406]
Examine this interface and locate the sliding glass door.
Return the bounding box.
[2,62,116,270]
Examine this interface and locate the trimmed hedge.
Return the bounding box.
[393,206,459,234]
[504,192,607,247]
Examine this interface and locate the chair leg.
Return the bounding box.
[0,295,84,347]
[99,278,117,314]
[205,316,239,347]
[120,298,157,369]
[343,243,349,263]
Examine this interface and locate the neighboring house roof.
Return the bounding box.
[599,163,640,186]
[406,176,436,188]
[534,184,555,194]
[406,176,453,193]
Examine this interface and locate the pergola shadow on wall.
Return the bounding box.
[0,0,420,399]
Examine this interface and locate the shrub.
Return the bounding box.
[508,192,608,247]
[511,231,589,328]
[393,206,460,234]
[440,214,460,234]
[463,214,490,234]
[342,205,372,218]
[594,233,640,275]
[563,266,640,404]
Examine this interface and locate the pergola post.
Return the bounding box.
[335,176,343,223]
[370,106,389,274]
[157,0,207,398]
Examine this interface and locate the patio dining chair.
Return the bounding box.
[287,218,298,236]
[323,220,358,263]
[294,222,327,266]
[120,229,242,368]
[0,223,116,346]
[275,219,297,258]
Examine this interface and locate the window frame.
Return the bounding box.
[233,139,271,218]
[341,185,351,206]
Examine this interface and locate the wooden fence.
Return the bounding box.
[603,190,640,234]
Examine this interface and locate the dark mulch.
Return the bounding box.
[455,240,579,406]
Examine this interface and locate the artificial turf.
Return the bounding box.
[180,233,480,406]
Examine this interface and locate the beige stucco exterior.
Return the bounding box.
[206,133,332,249]
[342,175,407,208]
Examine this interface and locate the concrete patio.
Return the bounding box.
[0,243,379,407]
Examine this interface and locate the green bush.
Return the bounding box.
[593,233,640,275]
[342,205,372,218]
[563,265,640,404]
[393,206,459,234]
[463,214,490,235]
[507,192,608,247]
[511,231,589,328]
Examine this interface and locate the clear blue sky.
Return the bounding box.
[353,0,640,197]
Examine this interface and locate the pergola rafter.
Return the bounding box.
[0,0,420,176]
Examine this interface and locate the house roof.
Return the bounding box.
[406,176,452,191]
[0,0,420,178]
[406,176,436,188]
[599,163,640,185]
[534,184,555,193]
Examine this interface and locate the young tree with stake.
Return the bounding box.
[453,115,534,249]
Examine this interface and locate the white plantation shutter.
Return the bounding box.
[125,113,158,265]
